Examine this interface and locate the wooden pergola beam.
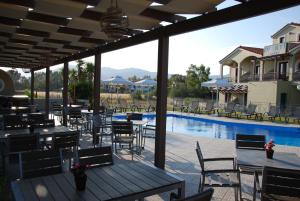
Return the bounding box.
[53,0,300,65]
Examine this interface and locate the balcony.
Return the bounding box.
[264,43,287,57]
[263,43,299,57]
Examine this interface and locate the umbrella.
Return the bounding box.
[201,79,232,103]
[102,76,133,86]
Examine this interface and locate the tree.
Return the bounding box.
[76,59,85,81]
[128,75,141,82]
[85,62,94,81]
[186,64,210,89]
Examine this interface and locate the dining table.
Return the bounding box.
[236,149,300,200]
[11,161,185,201]
[0,126,73,140]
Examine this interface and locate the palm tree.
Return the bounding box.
[85,62,94,81]
[69,68,78,103]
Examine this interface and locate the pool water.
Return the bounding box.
[114,114,300,147]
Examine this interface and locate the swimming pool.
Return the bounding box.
[114,113,300,147]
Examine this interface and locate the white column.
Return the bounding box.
[259,60,264,81]
[289,55,295,81]
[237,63,241,83]
[220,64,224,79]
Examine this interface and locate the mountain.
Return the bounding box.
[68,64,157,80]
[101,67,157,80]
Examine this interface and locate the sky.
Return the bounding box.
[3,0,300,77]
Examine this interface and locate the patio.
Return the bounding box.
[1,0,300,200]
[76,127,300,201]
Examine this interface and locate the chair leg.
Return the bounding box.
[238,172,243,201]
[199,174,205,192]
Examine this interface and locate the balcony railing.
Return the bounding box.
[240,74,260,83]
[262,72,288,81]
[264,43,287,57]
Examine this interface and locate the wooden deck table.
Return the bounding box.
[11,161,185,201]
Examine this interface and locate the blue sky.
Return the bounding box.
[18,1,300,77]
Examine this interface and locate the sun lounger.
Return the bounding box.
[199,102,214,114]
[217,102,236,117]
[262,105,280,121]
[238,104,258,119]
[185,101,199,114]
[284,106,300,124]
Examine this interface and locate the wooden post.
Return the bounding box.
[63,62,69,126]
[30,69,34,105]
[155,36,169,169]
[45,66,50,118]
[94,53,101,115]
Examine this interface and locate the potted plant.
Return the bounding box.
[265,139,275,159]
[71,163,88,191]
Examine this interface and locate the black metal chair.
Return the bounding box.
[142,124,156,148]
[19,149,62,178]
[77,146,113,168]
[92,114,112,147]
[235,134,265,200]
[112,121,134,160]
[5,133,40,177]
[261,166,300,201]
[170,188,214,201]
[52,131,79,167]
[196,141,241,201]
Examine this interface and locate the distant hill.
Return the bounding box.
[101,67,157,80]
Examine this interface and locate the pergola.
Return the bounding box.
[0,0,299,169]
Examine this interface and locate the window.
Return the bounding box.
[225,93,231,103]
[298,34,300,42]
[279,37,285,43]
[255,65,260,75]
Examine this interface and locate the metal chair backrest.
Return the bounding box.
[20,149,62,178]
[78,146,113,168]
[225,102,235,112]
[28,113,46,125]
[129,113,143,120]
[247,104,257,114]
[68,108,82,119]
[92,114,104,128]
[190,101,199,110]
[3,114,26,130]
[261,166,300,200]
[174,99,184,107]
[293,107,300,117]
[32,119,55,128]
[52,103,62,111]
[52,131,79,150]
[195,141,205,171]
[236,134,265,150]
[112,121,133,136]
[205,102,213,110]
[268,105,279,116]
[8,133,39,154]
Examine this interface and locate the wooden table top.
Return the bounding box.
[236,149,300,171]
[0,126,72,139]
[11,161,185,201]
